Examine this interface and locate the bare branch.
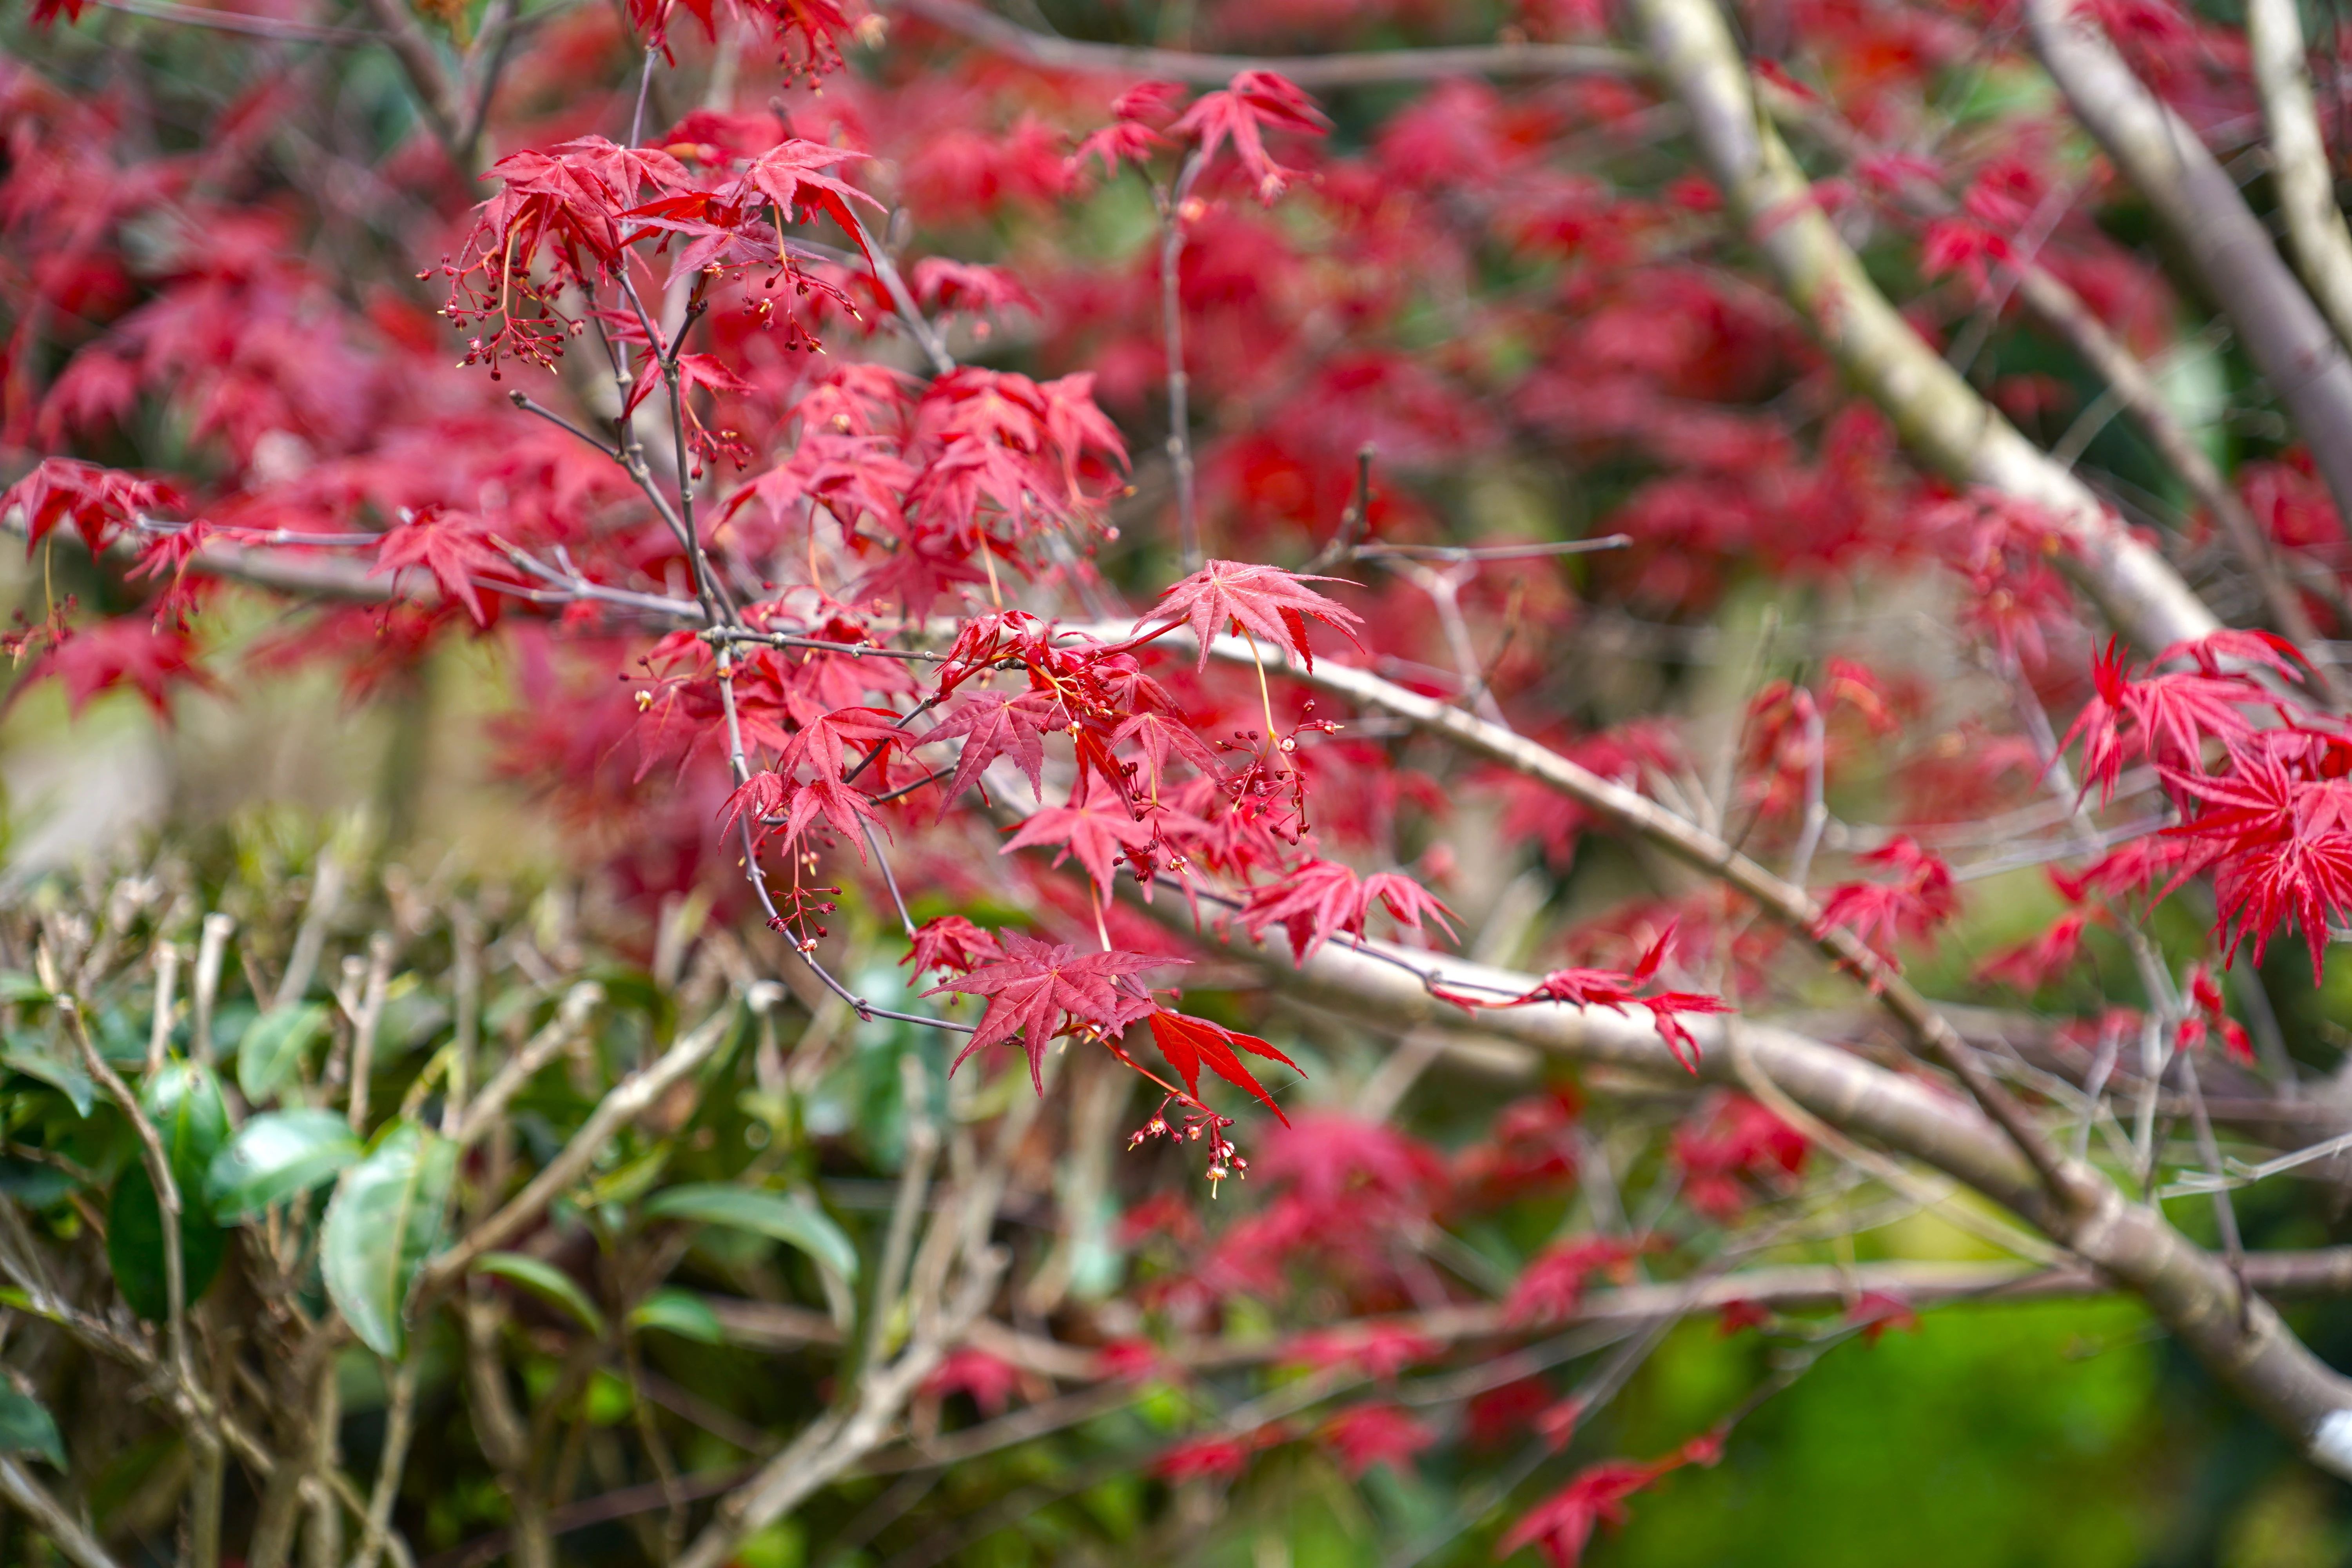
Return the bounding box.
[93,0,379,44]
[1631,0,2223,655]
[895,0,1635,85]
[1122,870,2352,1478]
[348,1349,423,1568]
[1160,149,1207,570]
[1766,89,2339,692]
[2248,0,2352,355]
[354,0,469,158]
[0,1455,121,1568]
[1062,620,2075,1191]
[452,981,603,1146]
[2028,0,2352,532]
[420,1004,739,1288]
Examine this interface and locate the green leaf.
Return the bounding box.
[321,1122,455,1358]
[236,1003,330,1106]
[0,1039,92,1118]
[585,1145,671,1209]
[0,973,50,1005]
[207,1110,363,1219]
[106,1167,227,1321]
[0,1161,77,1210]
[474,1252,605,1337]
[0,1386,64,1468]
[93,1009,145,1063]
[105,1061,233,1321]
[629,1286,725,1345]
[142,1061,231,1177]
[644,1184,858,1283]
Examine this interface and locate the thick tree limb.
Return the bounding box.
[2029,0,2352,533]
[2248,0,2352,356]
[1133,886,2352,1476]
[1765,91,2340,694]
[702,1248,2352,1378]
[1630,0,2220,656]
[1072,622,2073,1191]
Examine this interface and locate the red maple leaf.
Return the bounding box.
[921,1348,1023,1416]
[926,933,1160,1091]
[1168,71,1330,202]
[2164,748,2352,982]
[22,619,215,720]
[777,704,906,781]
[371,506,508,626]
[1240,860,1458,960]
[1846,1289,1921,1344]
[2059,634,2297,805]
[1496,1461,1659,1568]
[1440,925,1726,1071]
[1143,1008,1301,1123]
[1673,1095,1808,1221]
[1000,795,1155,899]
[622,350,753,422]
[719,769,789,840]
[926,688,1059,813]
[1976,909,2106,991]
[735,139,884,264]
[2,458,181,555]
[902,915,1003,976]
[910,258,1039,319]
[1143,559,1365,671]
[1110,707,1220,798]
[1154,1430,1277,1482]
[1811,835,1958,964]
[1285,1323,1441,1379]
[1240,859,1365,960]
[2178,962,2256,1063]
[1504,1236,1654,1325]
[1317,1403,1435,1479]
[1067,120,1169,185]
[2208,826,2352,984]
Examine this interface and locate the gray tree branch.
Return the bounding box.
[2029,0,2352,532]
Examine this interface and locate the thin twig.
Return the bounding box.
[0,1456,122,1568]
[1350,534,1633,562]
[348,1348,423,1568]
[1160,149,1207,570]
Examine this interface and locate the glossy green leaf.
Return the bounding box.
[0,1039,92,1118]
[321,1123,455,1358]
[207,1109,363,1219]
[630,1286,725,1345]
[105,1061,232,1321]
[0,1386,64,1468]
[644,1184,858,1283]
[236,1003,330,1105]
[142,1061,231,1175]
[474,1252,605,1336]
[107,1167,227,1321]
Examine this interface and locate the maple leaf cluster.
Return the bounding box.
[1434,925,1730,1072]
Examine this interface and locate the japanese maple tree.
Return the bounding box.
[13,0,2352,1557]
